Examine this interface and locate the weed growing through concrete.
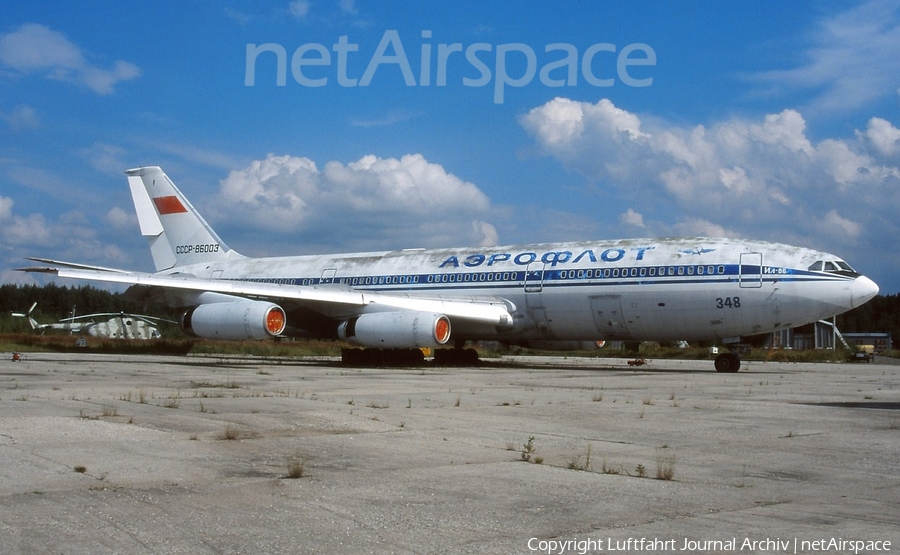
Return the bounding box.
[521,436,536,462]
[286,457,305,479]
[656,450,676,480]
[79,409,98,420]
[601,458,621,475]
[567,444,593,471]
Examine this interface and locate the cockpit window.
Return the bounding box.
[808,260,860,277]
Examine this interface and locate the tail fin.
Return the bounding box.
[126,166,243,271]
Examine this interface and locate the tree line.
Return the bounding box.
[836,293,900,344]
[0,283,172,333]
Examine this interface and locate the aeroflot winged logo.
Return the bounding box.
[153,196,188,215]
[681,247,716,256]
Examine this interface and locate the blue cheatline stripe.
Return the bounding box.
[231,264,853,292]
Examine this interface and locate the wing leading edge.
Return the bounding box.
[21,259,515,329]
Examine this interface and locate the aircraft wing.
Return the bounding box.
[20,259,515,328]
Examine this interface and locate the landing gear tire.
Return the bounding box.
[714,352,741,373]
[433,348,479,366]
[341,348,425,367]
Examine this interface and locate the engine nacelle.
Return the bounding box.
[182,300,286,340]
[338,311,451,349]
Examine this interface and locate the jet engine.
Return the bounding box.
[338,311,451,349]
[181,300,286,340]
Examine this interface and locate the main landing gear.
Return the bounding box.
[341,348,425,367]
[340,347,481,367]
[432,347,480,366]
[714,352,741,373]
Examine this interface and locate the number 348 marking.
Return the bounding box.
[716,297,741,308]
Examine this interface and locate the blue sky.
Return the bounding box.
[2,1,900,293]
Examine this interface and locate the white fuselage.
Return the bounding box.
[166,237,877,344]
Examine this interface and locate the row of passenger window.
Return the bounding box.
[247,277,296,285]
[344,272,521,286]
[557,265,727,279]
[333,264,729,287]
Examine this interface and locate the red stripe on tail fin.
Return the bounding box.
[153,196,187,215]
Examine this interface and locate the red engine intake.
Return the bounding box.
[182,300,286,340]
[338,311,451,349]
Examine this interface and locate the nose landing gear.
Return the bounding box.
[714,352,741,373]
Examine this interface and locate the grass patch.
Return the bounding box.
[222,425,241,440]
[567,444,593,471]
[286,457,306,479]
[656,450,676,480]
[601,458,621,475]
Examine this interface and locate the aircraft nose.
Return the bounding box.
[851,275,879,308]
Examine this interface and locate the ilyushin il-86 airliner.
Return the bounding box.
[23,166,879,371]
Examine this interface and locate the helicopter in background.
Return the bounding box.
[12,302,175,340]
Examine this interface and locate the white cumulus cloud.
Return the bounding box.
[862,117,900,157]
[620,208,644,228]
[521,96,900,258]
[214,153,497,253]
[0,23,140,94]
